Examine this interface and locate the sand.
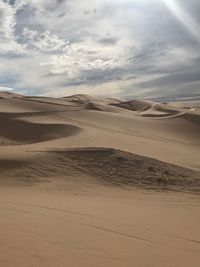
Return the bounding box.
[0,92,200,266]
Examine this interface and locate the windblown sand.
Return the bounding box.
[0,92,200,267]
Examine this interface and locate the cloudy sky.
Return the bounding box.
[0,0,200,99]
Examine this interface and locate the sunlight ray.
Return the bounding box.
[162,0,200,44]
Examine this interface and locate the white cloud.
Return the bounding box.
[23,28,68,51]
[0,1,22,53]
[23,27,38,40]
[41,42,121,78]
[0,86,14,91]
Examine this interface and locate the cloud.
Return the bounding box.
[0,0,22,53]
[98,37,119,45]
[0,0,199,99]
[41,41,121,79]
[23,27,68,51]
[0,86,14,91]
[23,27,37,40]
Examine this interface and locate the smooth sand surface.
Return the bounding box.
[0,186,200,267]
[0,92,200,266]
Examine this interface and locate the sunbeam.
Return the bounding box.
[162,0,200,44]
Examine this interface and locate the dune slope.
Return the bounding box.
[1,148,200,193]
[0,113,81,145]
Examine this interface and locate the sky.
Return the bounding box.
[0,0,200,99]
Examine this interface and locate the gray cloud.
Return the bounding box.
[8,0,16,5]
[136,69,200,90]
[98,37,119,45]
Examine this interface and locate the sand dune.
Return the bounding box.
[0,92,200,267]
[0,92,199,168]
[140,103,181,117]
[0,91,24,99]
[110,99,153,112]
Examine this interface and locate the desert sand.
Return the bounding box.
[0,92,200,267]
